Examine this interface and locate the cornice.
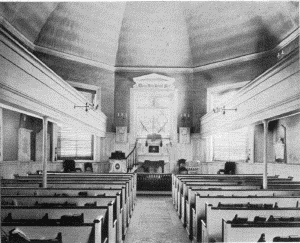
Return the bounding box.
[35,45,116,72]
[114,66,193,74]
[0,16,35,51]
[1,16,298,74]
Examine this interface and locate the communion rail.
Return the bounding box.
[137,173,172,191]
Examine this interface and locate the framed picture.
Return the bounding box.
[116,126,128,143]
[179,127,190,144]
[18,128,32,161]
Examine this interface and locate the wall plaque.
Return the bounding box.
[18,128,32,161]
[116,126,128,143]
[179,127,190,144]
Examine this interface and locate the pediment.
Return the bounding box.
[133,73,175,89]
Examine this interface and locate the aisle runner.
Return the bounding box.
[125,196,191,243]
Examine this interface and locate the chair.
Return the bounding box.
[218,161,236,175]
[63,160,76,173]
[84,163,93,172]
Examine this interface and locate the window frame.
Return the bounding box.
[56,126,96,162]
[206,81,250,162]
[66,80,101,109]
[211,127,249,162]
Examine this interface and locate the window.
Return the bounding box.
[212,127,249,162]
[66,81,100,109]
[75,87,96,104]
[207,82,250,162]
[57,126,94,160]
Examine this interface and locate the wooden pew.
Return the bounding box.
[192,195,300,242]
[15,173,137,204]
[2,204,116,243]
[2,194,123,243]
[222,218,300,242]
[185,187,300,240]
[21,172,137,204]
[179,184,261,226]
[202,203,300,243]
[1,187,128,241]
[182,181,300,221]
[2,224,98,243]
[172,174,281,201]
[1,180,134,225]
[172,174,286,211]
[7,173,136,204]
[174,176,293,211]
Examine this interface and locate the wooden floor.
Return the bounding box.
[125,196,191,243]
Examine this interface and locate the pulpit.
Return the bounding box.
[142,160,165,173]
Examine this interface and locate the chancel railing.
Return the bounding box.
[137,173,172,191]
[126,140,139,172]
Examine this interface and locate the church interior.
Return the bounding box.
[1,2,300,243]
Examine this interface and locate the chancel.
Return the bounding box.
[0,2,299,243]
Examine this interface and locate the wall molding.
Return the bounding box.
[35,45,116,72]
[1,16,298,74]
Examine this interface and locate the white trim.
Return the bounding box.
[66,80,101,109]
[35,45,116,72]
[0,16,35,51]
[115,66,193,73]
[193,51,270,73]
[66,81,100,91]
[0,103,43,120]
[274,27,299,51]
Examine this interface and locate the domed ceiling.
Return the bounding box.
[0,1,298,68]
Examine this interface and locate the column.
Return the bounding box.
[42,116,48,188]
[263,119,268,189]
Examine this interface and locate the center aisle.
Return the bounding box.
[125,196,191,243]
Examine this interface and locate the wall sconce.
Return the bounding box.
[117,112,127,119]
[117,112,128,125]
[213,106,237,115]
[74,102,98,112]
[180,113,190,127]
[277,50,285,60]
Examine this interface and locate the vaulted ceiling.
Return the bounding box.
[0,1,298,68]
